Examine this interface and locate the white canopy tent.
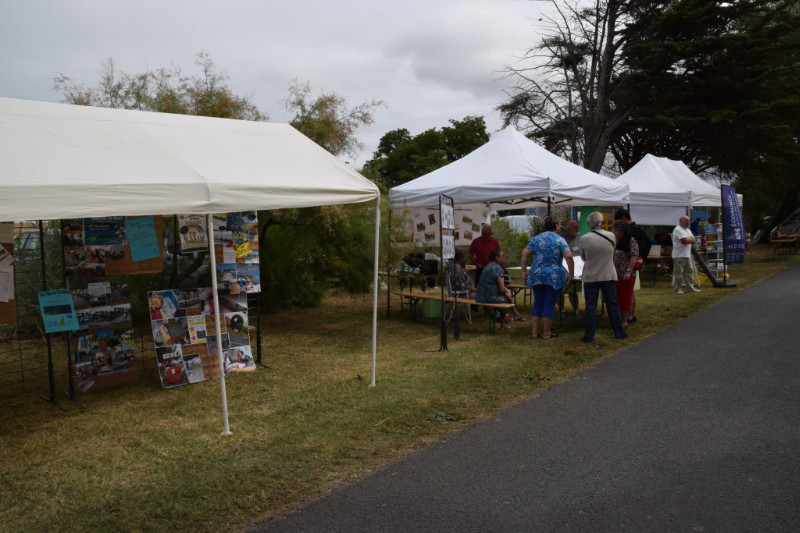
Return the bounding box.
[389,127,629,210]
[616,154,740,225]
[0,97,381,433]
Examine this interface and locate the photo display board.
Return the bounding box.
[411,206,488,248]
[62,216,164,277]
[148,286,254,389]
[212,212,261,294]
[72,282,137,392]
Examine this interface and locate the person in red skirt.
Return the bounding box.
[611,220,639,329]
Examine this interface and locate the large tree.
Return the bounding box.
[53,52,266,120]
[621,0,800,231]
[498,0,634,172]
[283,80,384,160]
[362,116,490,189]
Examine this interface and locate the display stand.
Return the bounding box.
[703,223,724,278]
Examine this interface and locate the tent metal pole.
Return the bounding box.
[371,193,381,387]
[207,215,232,435]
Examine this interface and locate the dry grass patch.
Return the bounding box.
[0,245,797,531]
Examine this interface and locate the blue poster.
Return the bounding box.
[126,216,160,262]
[38,289,80,333]
[721,185,746,265]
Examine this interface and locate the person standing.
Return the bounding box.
[560,220,582,316]
[578,212,627,342]
[611,219,639,329]
[520,216,574,340]
[469,224,500,286]
[613,209,651,323]
[671,215,701,294]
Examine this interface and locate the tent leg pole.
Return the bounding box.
[371,194,381,387]
[207,215,232,436]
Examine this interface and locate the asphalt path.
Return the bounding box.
[253,264,800,532]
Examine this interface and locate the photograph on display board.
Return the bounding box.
[177,215,208,254]
[64,218,103,278]
[213,211,259,264]
[148,290,180,321]
[74,329,136,379]
[182,352,205,384]
[206,332,230,356]
[154,318,190,346]
[223,345,255,375]
[217,287,248,313]
[224,312,249,348]
[216,264,261,294]
[173,287,212,317]
[156,346,189,389]
[84,217,127,246]
[187,314,207,344]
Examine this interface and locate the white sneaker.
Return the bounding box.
[675,289,684,294]
[689,287,701,292]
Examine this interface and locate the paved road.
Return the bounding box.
[253,264,800,532]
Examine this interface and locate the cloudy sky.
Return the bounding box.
[0,0,555,168]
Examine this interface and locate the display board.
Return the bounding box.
[62,216,164,277]
[212,212,261,294]
[148,286,254,389]
[72,282,137,392]
[411,206,489,248]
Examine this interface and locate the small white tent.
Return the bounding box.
[389,127,629,209]
[616,154,735,225]
[0,97,381,432]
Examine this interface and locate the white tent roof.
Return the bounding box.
[616,154,722,208]
[0,97,383,431]
[0,97,379,222]
[389,127,629,209]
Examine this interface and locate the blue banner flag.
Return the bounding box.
[721,185,746,264]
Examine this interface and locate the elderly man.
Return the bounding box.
[578,211,627,342]
[469,224,500,286]
[671,215,701,294]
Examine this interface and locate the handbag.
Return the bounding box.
[633,256,644,271]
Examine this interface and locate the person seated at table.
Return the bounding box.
[521,216,574,339]
[476,249,524,329]
[446,248,476,300]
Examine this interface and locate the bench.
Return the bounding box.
[392,291,515,335]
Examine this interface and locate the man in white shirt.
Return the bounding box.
[671,215,701,294]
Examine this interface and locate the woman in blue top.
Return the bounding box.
[520,216,575,339]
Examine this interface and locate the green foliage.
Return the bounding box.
[363,116,490,189]
[53,52,266,120]
[258,204,376,311]
[284,80,385,159]
[490,218,530,267]
[621,0,800,228]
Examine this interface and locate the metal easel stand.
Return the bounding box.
[36,220,66,411]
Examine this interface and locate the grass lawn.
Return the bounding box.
[1,244,798,532]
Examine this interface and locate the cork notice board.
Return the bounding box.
[63,216,164,278]
[0,241,14,324]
